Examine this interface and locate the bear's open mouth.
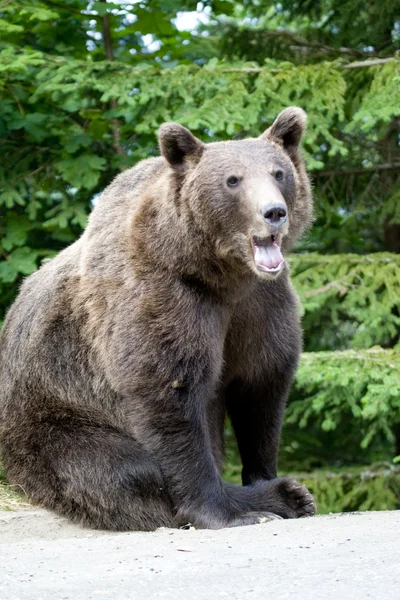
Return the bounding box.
[252,234,284,274]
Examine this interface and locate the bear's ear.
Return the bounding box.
[261,107,307,158]
[158,123,204,168]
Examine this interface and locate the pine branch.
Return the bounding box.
[258,29,366,58]
[5,42,397,77]
[45,0,101,19]
[301,347,400,366]
[302,269,360,298]
[225,56,396,74]
[6,85,24,116]
[289,253,398,265]
[315,162,400,177]
[343,57,395,69]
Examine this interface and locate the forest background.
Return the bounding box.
[0,0,399,512]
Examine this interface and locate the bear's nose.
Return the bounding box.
[261,204,287,226]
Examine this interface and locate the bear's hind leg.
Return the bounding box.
[2,415,175,531]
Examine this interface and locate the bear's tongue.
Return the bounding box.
[253,240,284,271]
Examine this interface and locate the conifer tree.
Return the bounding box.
[1,0,399,509]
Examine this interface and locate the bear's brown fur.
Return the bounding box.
[0,107,315,530]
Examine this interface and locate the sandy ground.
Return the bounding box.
[1,509,399,600]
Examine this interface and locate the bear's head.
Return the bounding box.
[159,107,312,281]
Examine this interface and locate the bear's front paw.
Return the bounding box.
[269,477,316,518]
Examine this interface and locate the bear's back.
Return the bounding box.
[0,157,165,417]
[86,157,164,239]
[1,155,164,345]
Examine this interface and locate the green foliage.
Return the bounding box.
[1,2,399,319]
[223,463,400,514]
[290,253,400,350]
[218,0,399,62]
[0,0,400,511]
[224,424,400,513]
[297,466,400,514]
[291,348,400,448]
[349,60,400,134]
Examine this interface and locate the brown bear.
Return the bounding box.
[0,107,315,530]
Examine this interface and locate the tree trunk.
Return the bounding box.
[100,0,123,157]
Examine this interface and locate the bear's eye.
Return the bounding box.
[275,170,284,181]
[227,176,240,187]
